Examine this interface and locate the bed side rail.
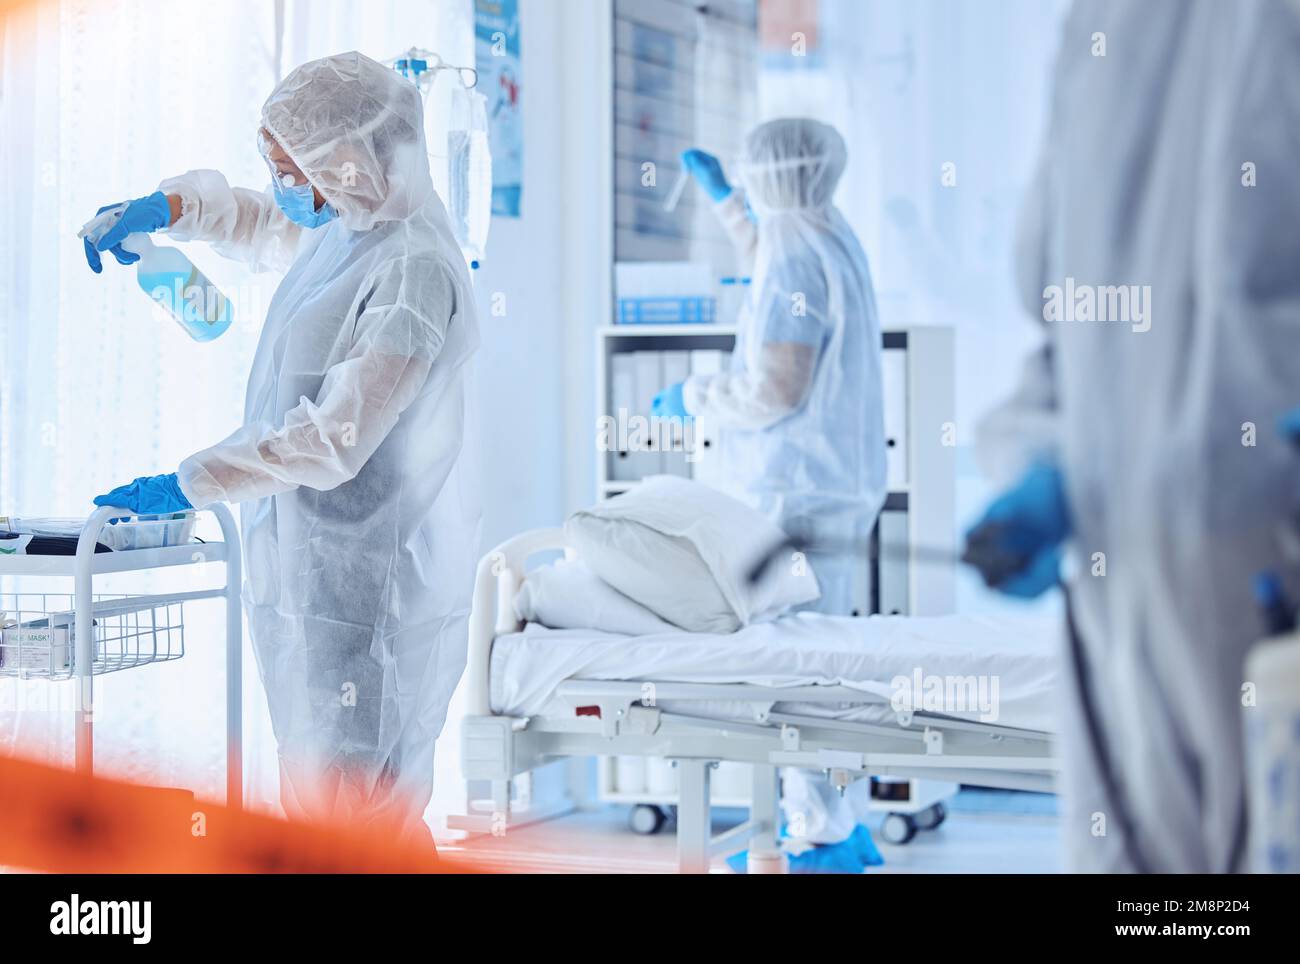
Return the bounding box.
[465,527,572,716]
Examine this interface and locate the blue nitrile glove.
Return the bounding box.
[94,473,192,515]
[1280,408,1300,448]
[651,383,690,419]
[962,462,1071,598]
[845,823,885,866]
[1253,571,1296,636]
[1268,409,1300,630]
[681,149,732,203]
[82,191,172,273]
[728,840,868,874]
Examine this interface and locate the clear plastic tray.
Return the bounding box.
[99,513,197,551]
[0,512,196,552]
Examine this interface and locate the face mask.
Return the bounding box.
[272,174,337,228]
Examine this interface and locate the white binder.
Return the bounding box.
[609,353,639,481]
[632,351,665,477]
[882,347,908,490]
[687,349,728,485]
[660,350,692,477]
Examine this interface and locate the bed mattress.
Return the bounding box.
[490,611,1062,733]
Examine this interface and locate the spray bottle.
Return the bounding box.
[79,208,232,342]
[1244,571,1300,872]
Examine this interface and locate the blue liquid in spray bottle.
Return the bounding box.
[119,233,232,342]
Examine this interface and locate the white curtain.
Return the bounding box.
[0,0,472,827]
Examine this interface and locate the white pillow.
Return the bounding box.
[514,558,677,636]
[564,475,820,633]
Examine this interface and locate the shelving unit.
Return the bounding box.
[595,322,736,495]
[595,323,956,617]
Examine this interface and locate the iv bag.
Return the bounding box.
[447,84,492,267]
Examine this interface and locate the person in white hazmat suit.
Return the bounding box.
[659,119,888,870]
[86,52,480,845]
[966,0,1300,872]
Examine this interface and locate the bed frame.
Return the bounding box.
[448,529,1058,873]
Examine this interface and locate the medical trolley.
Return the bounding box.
[0,505,242,808]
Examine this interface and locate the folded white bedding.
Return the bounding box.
[490,611,1062,733]
[565,475,819,632]
[514,558,676,636]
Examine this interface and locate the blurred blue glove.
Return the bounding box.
[82,192,171,274]
[962,462,1071,598]
[1281,408,1300,447]
[727,824,883,875]
[681,149,732,203]
[94,473,192,515]
[651,383,690,419]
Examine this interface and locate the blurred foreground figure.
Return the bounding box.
[969,1,1300,871]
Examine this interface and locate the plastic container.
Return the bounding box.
[1243,629,1300,872]
[99,513,197,551]
[1,513,196,551]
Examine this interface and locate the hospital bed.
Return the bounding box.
[450,528,1060,873]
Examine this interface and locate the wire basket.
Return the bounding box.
[0,592,185,681]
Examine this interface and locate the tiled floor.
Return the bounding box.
[444,792,1062,874]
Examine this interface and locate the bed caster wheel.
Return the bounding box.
[881,812,917,845]
[628,804,668,835]
[914,802,947,831]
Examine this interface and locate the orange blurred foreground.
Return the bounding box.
[0,754,488,873]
